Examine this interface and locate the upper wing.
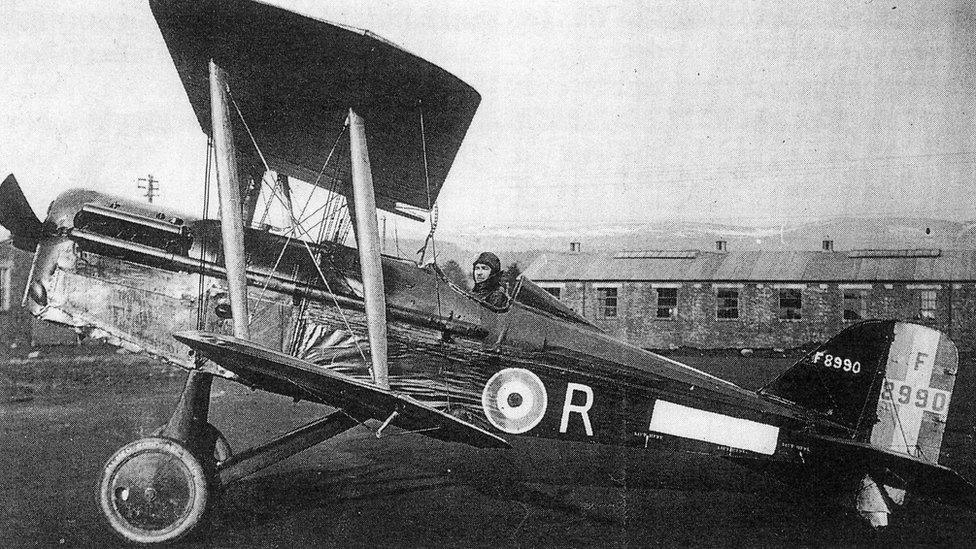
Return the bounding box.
[173,331,509,449]
[149,0,481,214]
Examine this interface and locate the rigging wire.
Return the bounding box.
[195,136,214,335]
[417,100,449,411]
[257,175,281,227]
[886,392,932,462]
[229,91,367,364]
[415,100,439,267]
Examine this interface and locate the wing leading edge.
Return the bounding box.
[173,331,509,449]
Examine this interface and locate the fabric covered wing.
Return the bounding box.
[149,0,481,212]
[174,331,509,449]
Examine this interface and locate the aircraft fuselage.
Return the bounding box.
[25,190,838,466]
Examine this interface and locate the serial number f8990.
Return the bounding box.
[812,351,861,374]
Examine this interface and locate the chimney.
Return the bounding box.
[822,239,834,252]
[570,242,581,253]
[715,240,727,252]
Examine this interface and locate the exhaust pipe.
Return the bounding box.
[0,174,44,251]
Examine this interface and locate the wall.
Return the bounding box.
[0,241,36,353]
[551,279,967,351]
[0,240,78,355]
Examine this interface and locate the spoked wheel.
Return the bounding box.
[98,437,212,545]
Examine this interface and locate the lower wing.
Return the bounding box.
[174,331,509,449]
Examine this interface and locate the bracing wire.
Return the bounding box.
[228,91,367,364]
[417,100,449,411]
[415,100,439,266]
[417,101,443,319]
[195,136,214,335]
[887,395,932,462]
[244,125,351,327]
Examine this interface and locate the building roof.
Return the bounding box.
[523,249,976,283]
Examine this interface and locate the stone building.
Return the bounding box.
[523,247,976,353]
[0,239,35,352]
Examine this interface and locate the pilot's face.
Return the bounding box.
[473,263,492,283]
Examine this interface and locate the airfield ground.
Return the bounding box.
[2,349,974,548]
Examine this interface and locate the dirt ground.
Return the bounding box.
[2,350,975,548]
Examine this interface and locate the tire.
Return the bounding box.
[98,437,211,545]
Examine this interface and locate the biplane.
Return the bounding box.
[2,0,976,544]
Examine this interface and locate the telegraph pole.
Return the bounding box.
[137,174,159,203]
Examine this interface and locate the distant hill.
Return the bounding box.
[8,215,972,283]
[452,216,974,251]
[413,216,976,278]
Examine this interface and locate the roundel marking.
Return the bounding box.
[481,368,548,434]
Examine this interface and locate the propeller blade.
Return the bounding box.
[0,174,44,250]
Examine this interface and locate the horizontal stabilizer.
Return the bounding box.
[173,331,509,449]
[0,174,44,250]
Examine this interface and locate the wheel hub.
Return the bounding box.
[107,448,195,531]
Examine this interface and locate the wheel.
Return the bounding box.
[98,437,212,545]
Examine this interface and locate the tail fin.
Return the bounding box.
[760,320,896,433]
[760,321,959,464]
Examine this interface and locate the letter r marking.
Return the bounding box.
[560,383,594,436]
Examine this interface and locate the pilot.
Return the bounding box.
[471,251,509,309]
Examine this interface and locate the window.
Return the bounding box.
[920,290,937,320]
[596,287,618,318]
[0,267,10,311]
[716,288,739,320]
[778,289,802,320]
[656,288,677,319]
[542,287,561,300]
[843,290,867,322]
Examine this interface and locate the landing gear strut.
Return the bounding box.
[97,369,358,544]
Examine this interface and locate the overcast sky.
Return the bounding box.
[1,0,974,240]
